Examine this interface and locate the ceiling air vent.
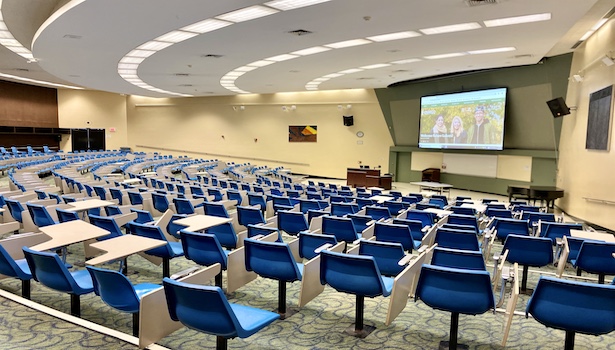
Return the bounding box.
[571,41,583,49]
[201,54,224,58]
[14,68,29,72]
[178,84,193,87]
[288,29,313,36]
[174,73,190,77]
[465,0,497,6]
[63,34,82,39]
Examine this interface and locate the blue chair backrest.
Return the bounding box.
[358,240,406,277]
[203,202,229,218]
[226,190,242,205]
[428,198,446,209]
[23,247,82,293]
[88,214,123,240]
[208,188,224,201]
[93,186,107,200]
[525,212,556,227]
[127,191,144,205]
[447,214,479,232]
[392,218,425,241]
[109,188,123,205]
[174,198,197,215]
[244,238,301,282]
[526,276,615,335]
[321,216,358,243]
[539,222,583,244]
[246,224,281,242]
[204,223,237,249]
[0,245,30,280]
[374,222,415,252]
[277,211,308,236]
[320,250,390,297]
[575,241,615,275]
[494,218,529,240]
[105,205,123,216]
[405,210,435,228]
[365,206,391,220]
[401,196,420,204]
[415,264,495,315]
[298,232,337,260]
[237,206,266,226]
[299,199,321,213]
[190,186,204,196]
[346,214,373,234]
[180,231,228,269]
[5,199,24,223]
[518,205,541,213]
[56,208,79,223]
[86,266,143,313]
[434,228,480,251]
[26,204,57,227]
[485,208,513,219]
[307,209,328,223]
[247,193,267,210]
[330,202,358,217]
[151,193,170,212]
[431,247,486,270]
[129,222,174,257]
[130,208,154,223]
[163,278,242,337]
[502,234,553,267]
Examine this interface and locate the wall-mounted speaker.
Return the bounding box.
[546,97,570,118]
[343,115,354,126]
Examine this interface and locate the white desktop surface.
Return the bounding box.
[31,220,110,251]
[370,195,394,203]
[173,215,232,232]
[67,199,114,212]
[86,235,166,265]
[423,208,453,218]
[570,229,615,243]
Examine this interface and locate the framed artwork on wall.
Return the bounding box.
[586,85,613,151]
[289,125,317,142]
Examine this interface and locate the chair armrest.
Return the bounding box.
[170,266,200,280]
[314,243,332,254]
[397,254,414,266]
[417,245,428,253]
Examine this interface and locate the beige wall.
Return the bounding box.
[125,89,392,179]
[559,19,615,230]
[58,88,392,179]
[57,90,128,151]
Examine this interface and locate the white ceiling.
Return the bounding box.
[1,0,614,97]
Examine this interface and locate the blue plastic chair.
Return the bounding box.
[237,206,266,227]
[4,199,25,224]
[109,188,124,205]
[434,227,481,252]
[539,222,583,245]
[573,240,615,284]
[162,278,279,350]
[173,197,201,215]
[128,222,184,277]
[127,191,144,206]
[415,265,495,349]
[26,203,59,228]
[330,202,358,217]
[244,238,303,318]
[130,208,154,223]
[450,206,476,216]
[22,247,94,317]
[502,234,553,292]
[358,240,407,277]
[494,218,530,241]
[321,216,358,252]
[365,206,391,220]
[0,245,33,299]
[180,231,230,287]
[247,193,267,212]
[277,210,309,237]
[446,214,480,233]
[526,276,615,350]
[431,247,486,270]
[87,266,160,336]
[297,232,337,260]
[204,223,237,250]
[320,250,393,337]
[346,214,373,234]
[56,208,80,223]
[405,209,435,229]
[151,192,171,213]
[374,222,417,252]
[203,202,230,218]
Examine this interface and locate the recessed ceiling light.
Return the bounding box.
[225,71,246,77]
[0,38,20,46]
[312,77,330,82]
[118,63,139,69]
[265,54,298,62]
[367,31,421,42]
[483,13,551,27]
[323,73,343,78]
[127,49,156,58]
[235,66,259,72]
[579,31,594,41]
[181,19,232,33]
[264,0,331,11]
[424,52,467,59]
[0,72,83,89]
[138,41,173,51]
[216,5,279,23]
[120,56,146,64]
[325,39,372,49]
[338,68,364,74]
[360,63,391,69]
[468,47,516,54]
[592,18,609,31]
[0,30,12,39]
[248,60,276,67]
[291,46,331,56]
[420,22,481,35]
[156,30,199,43]
[9,47,29,54]
[391,58,421,64]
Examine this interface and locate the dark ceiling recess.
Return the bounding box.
[288,29,312,36]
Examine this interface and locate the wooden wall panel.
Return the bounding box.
[0,80,58,127]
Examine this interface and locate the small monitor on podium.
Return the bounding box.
[360,165,369,169]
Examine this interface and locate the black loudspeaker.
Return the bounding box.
[546,97,570,118]
[343,115,354,126]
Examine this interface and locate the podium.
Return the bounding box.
[421,168,441,182]
[347,168,392,190]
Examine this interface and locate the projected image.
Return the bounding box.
[419,88,507,150]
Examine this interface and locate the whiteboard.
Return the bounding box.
[442,153,498,178]
[411,152,443,171]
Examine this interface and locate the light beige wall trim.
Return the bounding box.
[136,144,310,167]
